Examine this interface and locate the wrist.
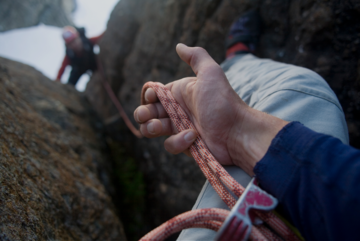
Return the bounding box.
[228,107,288,176]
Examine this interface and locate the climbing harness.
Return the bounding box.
[139,82,302,241]
[97,58,142,138]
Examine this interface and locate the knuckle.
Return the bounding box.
[139,125,148,137]
[193,46,205,53]
[155,103,163,117]
[164,139,176,154]
[164,136,184,155]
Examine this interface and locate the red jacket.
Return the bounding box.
[56,33,104,81]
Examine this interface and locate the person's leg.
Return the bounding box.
[178,10,348,241]
[67,67,83,86]
[223,53,348,144]
[226,9,261,53]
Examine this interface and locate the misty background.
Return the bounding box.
[0,0,119,91]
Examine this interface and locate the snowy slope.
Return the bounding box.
[0,0,119,92]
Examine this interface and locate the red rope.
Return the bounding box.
[140,208,230,241]
[97,59,142,138]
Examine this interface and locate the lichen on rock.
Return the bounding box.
[0,57,126,240]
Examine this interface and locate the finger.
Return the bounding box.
[140,118,176,138]
[183,149,193,158]
[164,129,198,155]
[134,103,168,124]
[176,43,219,76]
[144,88,158,103]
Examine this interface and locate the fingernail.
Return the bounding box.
[145,89,150,102]
[177,43,187,47]
[184,131,196,142]
[147,122,155,134]
[134,109,140,123]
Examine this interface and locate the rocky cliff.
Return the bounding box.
[85,0,360,239]
[0,57,126,240]
[0,0,75,32]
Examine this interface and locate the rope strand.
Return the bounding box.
[97,58,143,138]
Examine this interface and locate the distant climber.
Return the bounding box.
[56,26,103,86]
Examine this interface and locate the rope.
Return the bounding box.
[97,58,143,138]
[141,208,230,241]
[140,82,301,241]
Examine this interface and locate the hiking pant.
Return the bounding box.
[68,68,86,86]
[177,53,349,241]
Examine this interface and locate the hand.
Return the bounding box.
[134,44,288,175]
[135,44,245,165]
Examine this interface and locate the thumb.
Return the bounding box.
[176,43,219,76]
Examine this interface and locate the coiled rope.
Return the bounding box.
[139,82,301,241]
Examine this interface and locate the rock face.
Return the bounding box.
[85,0,360,238]
[0,0,75,32]
[0,57,126,240]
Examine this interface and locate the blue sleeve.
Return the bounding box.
[254,122,360,241]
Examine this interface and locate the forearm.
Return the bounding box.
[56,66,65,80]
[229,106,360,239]
[89,32,104,45]
[57,56,69,80]
[228,107,288,175]
[254,122,360,240]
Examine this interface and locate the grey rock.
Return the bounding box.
[0,0,75,32]
[0,57,126,241]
